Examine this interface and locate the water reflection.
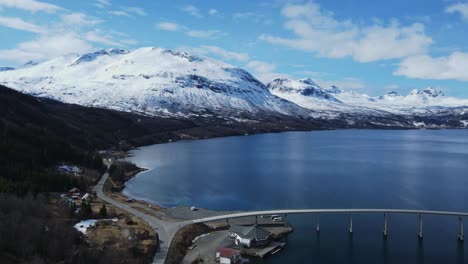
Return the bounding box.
[124,129,468,263]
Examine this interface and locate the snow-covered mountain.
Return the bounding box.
[0,47,467,128]
[267,78,468,117]
[0,47,310,119]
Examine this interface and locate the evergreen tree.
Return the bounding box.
[80,201,92,219]
[99,204,107,218]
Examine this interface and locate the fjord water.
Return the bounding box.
[124,130,468,263]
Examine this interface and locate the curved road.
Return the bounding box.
[93,171,184,264]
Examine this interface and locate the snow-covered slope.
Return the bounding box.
[0,47,309,119]
[268,78,468,116]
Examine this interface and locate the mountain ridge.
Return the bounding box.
[0,47,311,119]
[1,46,467,128]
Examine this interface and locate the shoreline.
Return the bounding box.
[113,127,468,212]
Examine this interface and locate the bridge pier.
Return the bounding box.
[383,212,388,239]
[459,217,464,242]
[349,213,353,234]
[316,214,320,232]
[255,215,258,225]
[418,214,423,240]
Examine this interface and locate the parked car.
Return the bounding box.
[272,217,283,222]
[190,206,198,211]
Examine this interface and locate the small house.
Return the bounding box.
[228,225,271,248]
[216,247,241,264]
[68,187,81,199]
[81,193,91,202]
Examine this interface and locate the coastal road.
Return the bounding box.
[93,171,185,264]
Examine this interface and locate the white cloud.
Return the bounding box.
[0,11,137,64]
[260,2,432,63]
[61,13,102,27]
[125,6,146,16]
[108,11,130,17]
[156,22,182,31]
[394,52,468,81]
[0,16,46,33]
[155,21,223,39]
[208,9,218,15]
[84,30,124,47]
[0,0,62,13]
[245,60,290,83]
[246,60,277,73]
[182,5,202,18]
[233,12,273,25]
[94,0,110,9]
[97,0,110,5]
[0,33,93,63]
[186,30,224,38]
[186,45,249,62]
[446,2,468,21]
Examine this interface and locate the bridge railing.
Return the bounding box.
[192,209,467,241]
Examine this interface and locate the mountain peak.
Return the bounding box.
[71,48,129,66]
[327,85,343,94]
[410,88,444,98]
[267,78,340,102]
[23,61,39,67]
[162,49,203,62]
[386,91,401,97]
[298,78,319,86]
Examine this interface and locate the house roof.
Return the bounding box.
[217,247,240,258]
[68,187,80,193]
[229,225,270,240]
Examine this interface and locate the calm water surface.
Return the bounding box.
[124,130,468,264]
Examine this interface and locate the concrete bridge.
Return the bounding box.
[189,208,468,241]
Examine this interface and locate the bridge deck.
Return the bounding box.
[191,209,468,223]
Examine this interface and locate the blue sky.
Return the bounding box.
[1,0,468,97]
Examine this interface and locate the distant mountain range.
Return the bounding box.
[267,78,468,117]
[0,47,467,128]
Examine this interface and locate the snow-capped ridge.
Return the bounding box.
[409,88,444,98]
[162,49,203,62]
[298,78,319,87]
[71,48,129,66]
[267,78,341,106]
[0,47,310,118]
[23,61,39,67]
[327,85,343,94]
[267,78,468,115]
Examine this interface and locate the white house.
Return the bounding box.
[81,193,91,202]
[228,225,270,248]
[216,247,241,264]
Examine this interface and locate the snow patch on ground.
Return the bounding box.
[74,218,118,235]
[192,233,211,243]
[74,220,97,234]
[413,121,426,128]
